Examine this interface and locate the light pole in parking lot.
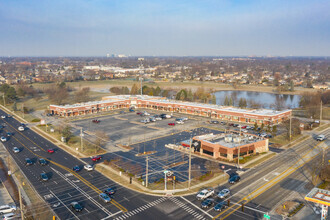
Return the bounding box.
[188,138,192,189]
[146,156,149,187]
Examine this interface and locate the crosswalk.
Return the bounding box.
[168,197,207,220]
[113,197,168,220]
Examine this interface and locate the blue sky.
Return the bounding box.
[0,0,329,56]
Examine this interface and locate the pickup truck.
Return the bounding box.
[196,188,214,200]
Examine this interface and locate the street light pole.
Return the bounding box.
[289,112,292,142]
[80,128,83,152]
[188,138,192,189]
[146,156,149,188]
[320,100,322,126]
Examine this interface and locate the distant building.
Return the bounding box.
[49,95,291,125]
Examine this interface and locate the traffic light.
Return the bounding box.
[241,203,244,212]
[227,200,230,207]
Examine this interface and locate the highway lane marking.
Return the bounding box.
[213,145,325,220]
[4,119,131,213]
[50,190,79,220]
[179,196,213,218]
[51,167,114,216]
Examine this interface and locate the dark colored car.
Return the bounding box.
[73,165,80,172]
[201,198,214,209]
[168,123,175,126]
[91,155,102,162]
[47,149,55,154]
[104,187,116,195]
[214,202,227,212]
[229,175,240,184]
[70,202,83,212]
[229,123,234,126]
[160,114,167,119]
[40,173,49,181]
[25,158,33,166]
[233,124,239,127]
[39,158,47,166]
[129,108,135,112]
[6,132,12,136]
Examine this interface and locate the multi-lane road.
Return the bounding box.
[0,107,328,220]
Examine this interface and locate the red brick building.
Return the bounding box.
[49,95,291,125]
[188,133,268,161]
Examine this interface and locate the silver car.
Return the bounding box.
[99,193,111,203]
[217,189,230,199]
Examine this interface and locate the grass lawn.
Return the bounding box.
[270,133,306,146]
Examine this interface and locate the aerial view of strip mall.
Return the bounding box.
[0,0,329,220]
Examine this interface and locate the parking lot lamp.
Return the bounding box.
[188,138,192,189]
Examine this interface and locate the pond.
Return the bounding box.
[214,90,300,109]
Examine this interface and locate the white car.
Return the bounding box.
[241,129,248,133]
[0,205,17,214]
[84,164,94,171]
[1,115,6,119]
[217,189,230,199]
[12,147,20,153]
[1,136,7,142]
[143,111,150,116]
[176,120,184,124]
[316,135,325,141]
[196,188,214,200]
[18,126,24,131]
[155,117,162,120]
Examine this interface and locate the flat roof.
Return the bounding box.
[305,188,330,206]
[50,95,291,116]
[195,133,264,149]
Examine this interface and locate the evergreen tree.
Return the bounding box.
[254,122,258,131]
[130,84,139,95]
[229,97,233,106]
[224,96,229,106]
[290,80,294,92]
[187,89,193,101]
[271,125,277,136]
[211,95,216,104]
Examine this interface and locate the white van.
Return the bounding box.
[316,135,325,141]
[0,205,16,214]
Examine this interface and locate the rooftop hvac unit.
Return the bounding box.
[225,136,232,143]
[233,137,241,143]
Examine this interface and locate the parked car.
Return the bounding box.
[210,121,219,124]
[241,125,247,129]
[266,134,273,138]
[73,165,80,172]
[99,193,111,203]
[92,119,100,123]
[168,123,175,126]
[25,158,33,166]
[160,114,167,119]
[129,108,135,112]
[176,120,184,124]
[316,135,325,141]
[0,205,16,214]
[39,158,47,166]
[217,189,230,199]
[18,126,24,131]
[233,124,239,127]
[229,175,240,184]
[84,164,94,171]
[2,212,17,220]
[70,202,83,212]
[241,129,248,133]
[47,149,55,154]
[104,187,116,195]
[220,121,226,125]
[6,132,12,137]
[136,112,143,115]
[40,173,49,181]
[91,155,102,162]
[149,117,156,122]
[1,115,6,119]
[201,198,214,209]
[143,111,150,116]
[155,116,162,120]
[1,136,7,142]
[196,188,214,200]
[12,147,20,153]
[214,201,227,212]
[260,133,267,137]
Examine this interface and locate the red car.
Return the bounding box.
[92,119,100,123]
[136,112,143,115]
[241,126,247,129]
[91,155,102,162]
[168,123,175,126]
[47,149,55,154]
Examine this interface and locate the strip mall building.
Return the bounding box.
[49,95,291,125]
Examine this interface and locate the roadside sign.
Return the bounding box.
[264,213,270,219]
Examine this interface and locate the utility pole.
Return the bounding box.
[2,94,5,106]
[146,156,149,188]
[188,138,192,189]
[320,100,323,126]
[80,128,83,152]
[289,112,292,142]
[19,187,24,219]
[140,78,143,96]
[164,171,167,190]
[22,103,25,119]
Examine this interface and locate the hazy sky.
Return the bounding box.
[0,0,329,56]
